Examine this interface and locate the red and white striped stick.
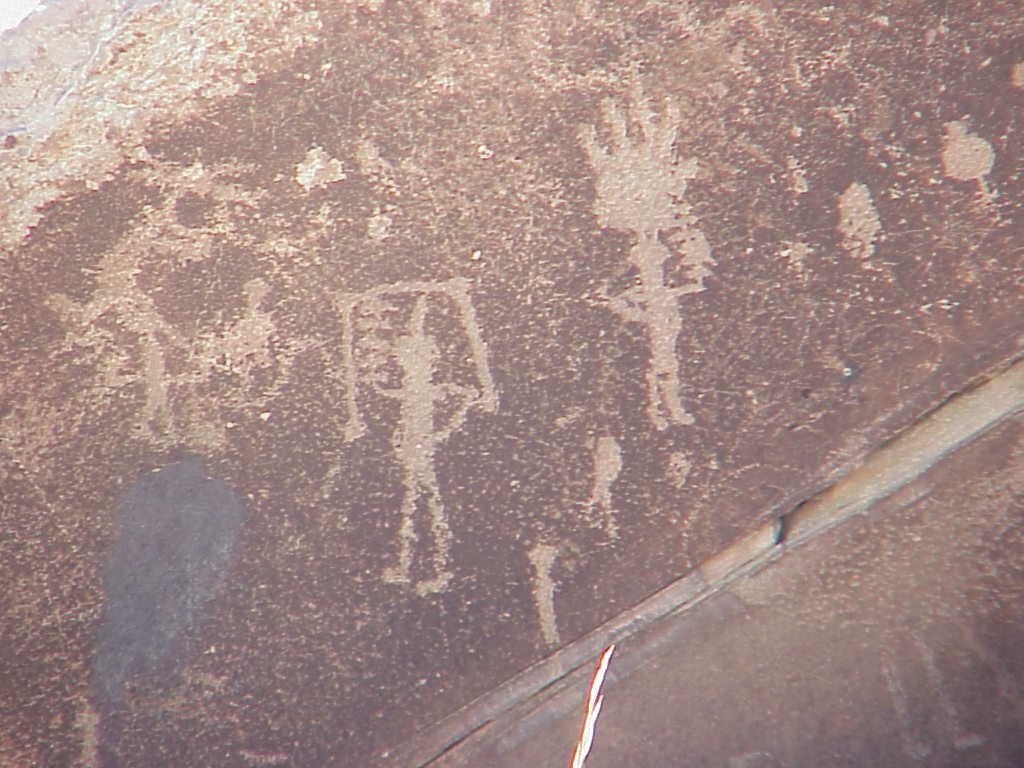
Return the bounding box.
[569,644,616,768]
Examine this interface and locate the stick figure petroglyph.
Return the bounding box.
[337,277,497,595]
[579,86,715,430]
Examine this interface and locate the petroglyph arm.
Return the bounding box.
[444,277,498,414]
[336,296,367,442]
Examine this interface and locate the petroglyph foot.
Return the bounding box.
[414,571,452,597]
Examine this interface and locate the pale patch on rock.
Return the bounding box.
[356,138,399,193]
[941,121,995,197]
[528,542,561,647]
[837,181,882,260]
[785,155,809,195]
[585,435,622,538]
[367,206,394,241]
[1011,61,1024,89]
[295,146,347,191]
[666,451,693,490]
[779,240,811,280]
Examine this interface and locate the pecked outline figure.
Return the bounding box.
[336,278,497,595]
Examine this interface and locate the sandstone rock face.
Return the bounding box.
[1,2,1021,766]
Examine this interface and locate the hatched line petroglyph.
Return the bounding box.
[336,277,497,595]
[579,84,714,430]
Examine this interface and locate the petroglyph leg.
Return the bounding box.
[382,493,417,588]
[646,350,694,429]
[337,297,367,442]
[587,435,623,537]
[913,635,983,749]
[881,660,931,760]
[528,543,561,647]
[415,486,453,597]
[445,277,499,414]
[74,700,100,768]
[382,478,453,595]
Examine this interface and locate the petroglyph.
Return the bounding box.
[784,155,809,196]
[74,701,100,768]
[881,660,932,760]
[837,182,881,260]
[666,450,693,490]
[941,121,995,198]
[579,85,714,430]
[585,436,622,538]
[49,264,284,447]
[45,245,183,438]
[295,146,347,192]
[240,749,290,766]
[40,158,301,453]
[727,753,787,768]
[913,635,984,750]
[337,277,497,595]
[528,543,561,647]
[1013,61,1024,89]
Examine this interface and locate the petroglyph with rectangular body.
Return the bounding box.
[336,277,497,595]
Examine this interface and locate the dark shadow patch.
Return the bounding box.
[93,455,246,705]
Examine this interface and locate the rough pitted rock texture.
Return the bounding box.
[1,2,1021,766]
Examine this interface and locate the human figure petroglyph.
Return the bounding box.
[337,277,497,595]
[579,86,715,430]
[49,262,285,448]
